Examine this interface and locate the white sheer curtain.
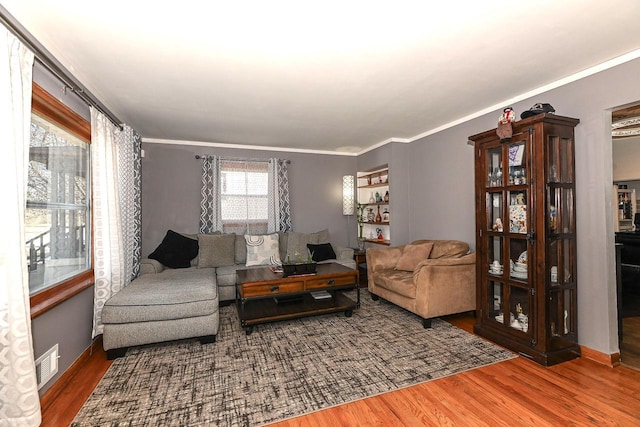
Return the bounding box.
[91,109,125,338]
[0,28,41,426]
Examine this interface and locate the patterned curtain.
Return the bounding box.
[199,155,221,233]
[0,29,41,426]
[116,125,142,280]
[91,112,142,338]
[199,156,292,235]
[269,158,292,232]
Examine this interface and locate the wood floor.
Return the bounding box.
[41,313,640,426]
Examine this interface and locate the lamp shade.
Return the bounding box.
[342,175,355,215]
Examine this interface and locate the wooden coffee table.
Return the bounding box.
[236,262,359,334]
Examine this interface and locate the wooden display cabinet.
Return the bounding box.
[470,113,580,366]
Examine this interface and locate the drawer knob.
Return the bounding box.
[270,286,280,292]
[326,279,335,285]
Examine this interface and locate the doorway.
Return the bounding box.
[612,104,640,370]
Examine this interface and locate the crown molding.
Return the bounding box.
[142,138,357,156]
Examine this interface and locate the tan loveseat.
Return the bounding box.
[367,240,476,328]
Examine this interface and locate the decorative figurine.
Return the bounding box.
[497,107,515,142]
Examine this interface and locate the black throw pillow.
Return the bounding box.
[148,230,199,268]
[306,243,336,262]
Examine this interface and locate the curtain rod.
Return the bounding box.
[195,155,291,164]
[0,6,123,129]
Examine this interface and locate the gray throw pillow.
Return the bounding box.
[197,233,236,268]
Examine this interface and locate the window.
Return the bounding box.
[28,83,93,315]
[220,160,269,234]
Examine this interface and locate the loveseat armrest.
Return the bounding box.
[333,245,354,262]
[413,252,476,318]
[139,258,165,275]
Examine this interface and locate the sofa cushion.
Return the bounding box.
[372,270,417,298]
[395,242,434,271]
[307,243,336,262]
[102,267,218,323]
[197,233,236,268]
[286,229,329,261]
[148,230,199,268]
[245,233,282,266]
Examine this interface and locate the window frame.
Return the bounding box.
[220,160,270,229]
[29,83,93,318]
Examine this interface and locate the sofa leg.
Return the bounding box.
[371,293,379,301]
[422,318,432,329]
[199,335,216,345]
[106,347,128,360]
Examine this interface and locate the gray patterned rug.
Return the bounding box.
[72,290,515,426]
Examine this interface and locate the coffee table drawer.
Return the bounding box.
[242,281,304,297]
[306,275,355,290]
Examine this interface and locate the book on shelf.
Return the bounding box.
[310,290,332,300]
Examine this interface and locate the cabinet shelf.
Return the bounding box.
[358,221,389,225]
[358,182,389,189]
[361,238,391,246]
[360,202,388,207]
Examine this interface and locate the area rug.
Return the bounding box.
[72,290,516,426]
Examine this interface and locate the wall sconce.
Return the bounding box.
[342,175,355,215]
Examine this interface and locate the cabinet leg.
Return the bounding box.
[371,293,379,301]
[245,326,254,335]
[345,309,353,317]
[422,318,432,329]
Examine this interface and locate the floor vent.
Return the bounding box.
[35,344,59,390]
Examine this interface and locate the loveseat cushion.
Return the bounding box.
[412,240,469,259]
[395,242,434,271]
[148,230,199,268]
[371,269,416,298]
[102,267,217,324]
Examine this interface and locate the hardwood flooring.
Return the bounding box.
[41,313,640,426]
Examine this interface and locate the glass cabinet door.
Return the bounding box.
[547,135,577,345]
[483,137,532,336]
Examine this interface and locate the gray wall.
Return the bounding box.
[370,57,640,356]
[141,142,358,257]
[31,287,94,396]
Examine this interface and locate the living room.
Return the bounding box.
[3,2,640,425]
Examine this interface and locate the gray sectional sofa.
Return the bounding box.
[102,229,355,358]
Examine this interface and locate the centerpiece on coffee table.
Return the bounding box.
[282,252,317,277]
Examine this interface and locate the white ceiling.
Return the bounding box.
[3,0,640,154]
